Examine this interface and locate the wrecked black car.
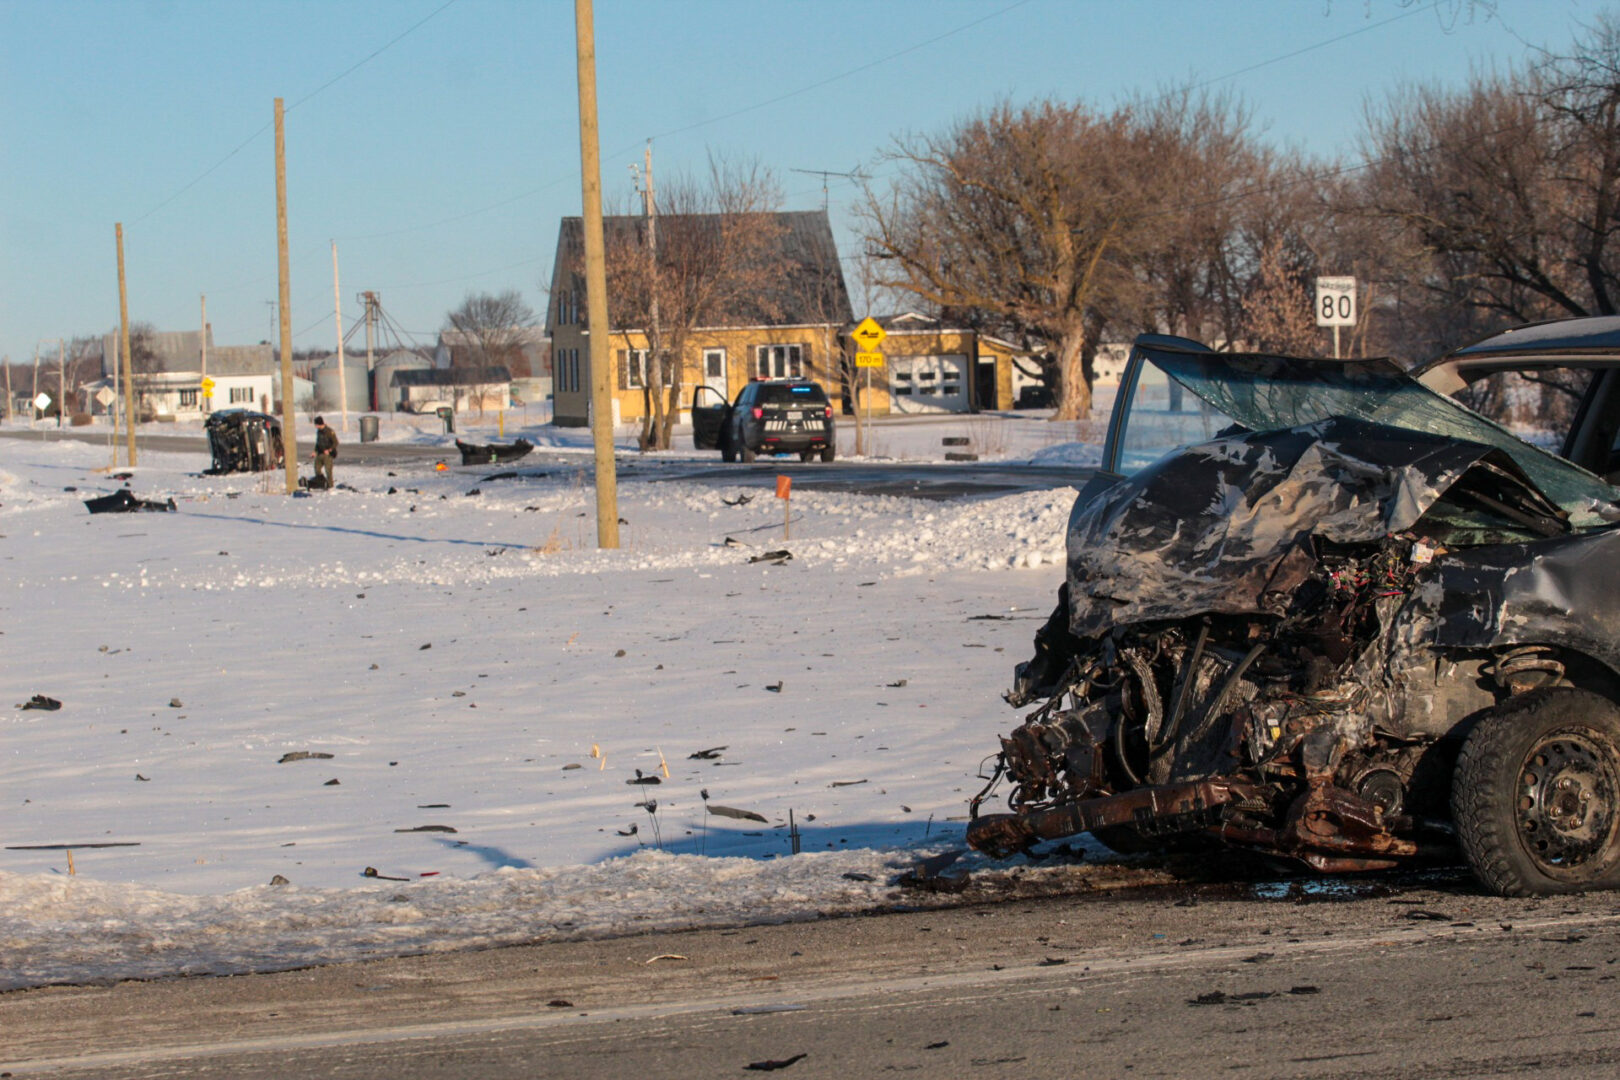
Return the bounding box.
[204,410,284,475]
[968,318,1620,896]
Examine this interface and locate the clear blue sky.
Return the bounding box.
[0,0,1598,367]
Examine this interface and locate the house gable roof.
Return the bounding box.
[550,209,852,333]
[392,365,513,388]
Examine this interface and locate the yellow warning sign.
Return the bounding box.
[855,351,885,368]
[851,316,886,350]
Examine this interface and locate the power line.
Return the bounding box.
[128,0,459,228]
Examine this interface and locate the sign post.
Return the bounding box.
[776,474,792,540]
[1314,276,1356,359]
[199,376,215,412]
[851,317,887,449]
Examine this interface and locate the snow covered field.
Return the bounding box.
[0,420,1108,990]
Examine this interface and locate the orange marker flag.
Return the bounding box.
[775,475,792,500]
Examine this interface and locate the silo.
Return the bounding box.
[313,357,371,414]
[371,351,431,411]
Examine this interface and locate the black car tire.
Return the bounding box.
[1452,687,1620,896]
[740,444,756,463]
[799,449,815,462]
[820,444,836,463]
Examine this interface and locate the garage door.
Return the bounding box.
[891,354,969,413]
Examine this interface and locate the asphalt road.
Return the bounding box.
[7,869,1620,1079]
[1,428,1096,500]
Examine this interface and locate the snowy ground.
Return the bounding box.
[0,414,1107,990]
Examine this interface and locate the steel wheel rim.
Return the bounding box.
[1516,728,1620,878]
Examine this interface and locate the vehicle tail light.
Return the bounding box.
[752,407,764,420]
[824,406,832,419]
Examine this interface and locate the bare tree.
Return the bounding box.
[443,290,537,374]
[1355,16,1620,336]
[1240,239,1322,354]
[601,157,793,451]
[857,99,1223,419]
[125,322,164,418]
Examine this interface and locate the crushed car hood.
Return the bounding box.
[1067,416,1571,637]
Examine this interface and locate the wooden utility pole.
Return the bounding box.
[30,346,39,430]
[3,355,12,423]
[116,222,136,466]
[274,98,297,494]
[200,294,209,414]
[360,291,377,409]
[574,0,619,548]
[332,240,348,430]
[57,339,65,427]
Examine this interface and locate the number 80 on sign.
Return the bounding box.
[1315,276,1356,327]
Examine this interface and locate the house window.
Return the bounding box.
[178,389,199,407]
[230,386,254,404]
[756,344,803,379]
[623,348,649,389]
[569,349,581,393]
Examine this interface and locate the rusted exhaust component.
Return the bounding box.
[966,779,1247,858]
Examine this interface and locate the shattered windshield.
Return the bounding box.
[1139,346,1620,529]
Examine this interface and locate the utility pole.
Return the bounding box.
[57,339,65,428]
[574,0,619,548]
[274,97,297,495]
[332,240,348,430]
[361,290,377,409]
[116,222,136,466]
[3,355,11,423]
[30,346,39,430]
[200,294,209,414]
[629,142,662,446]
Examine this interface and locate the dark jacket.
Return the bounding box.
[315,426,338,456]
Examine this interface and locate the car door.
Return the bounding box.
[691,385,730,450]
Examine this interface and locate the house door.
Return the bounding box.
[703,348,728,401]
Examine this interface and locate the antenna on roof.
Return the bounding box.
[790,167,870,212]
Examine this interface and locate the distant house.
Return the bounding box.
[434,327,550,402]
[545,209,853,427]
[87,329,290,419]
[388,365,512,415]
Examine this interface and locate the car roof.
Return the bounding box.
[1415,315,1620,393]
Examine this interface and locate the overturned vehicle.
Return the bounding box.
[969,319,1620,896]
[204,410,284,475]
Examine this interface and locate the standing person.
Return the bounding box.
[312,416,338,489]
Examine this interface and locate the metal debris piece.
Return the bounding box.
[18,694,62,711]
[745,1053,808,1071]
[85,490,176,514]
[707,805,768,823]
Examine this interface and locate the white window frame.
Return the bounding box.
[178,388,199,407]
[229,386,254,404]
[625,348,649,389]
[755,344,803,379]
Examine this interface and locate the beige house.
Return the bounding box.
[545,210,852,426]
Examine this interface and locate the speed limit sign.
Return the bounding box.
[1315,276,1356,327]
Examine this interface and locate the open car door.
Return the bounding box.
[691,385,730,450]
